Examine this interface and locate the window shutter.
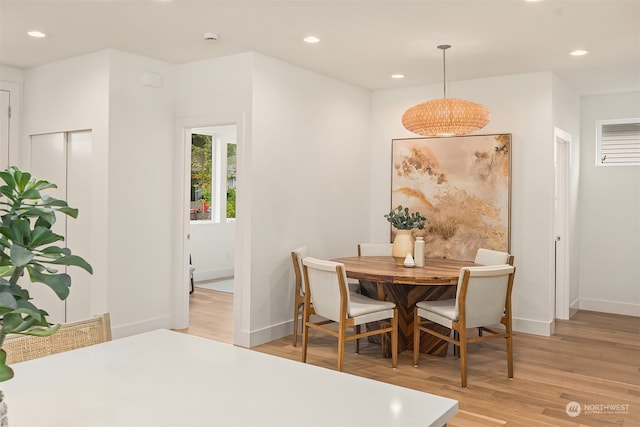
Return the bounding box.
[597,119,640,166]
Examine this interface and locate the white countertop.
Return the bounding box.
[1,329,457,426]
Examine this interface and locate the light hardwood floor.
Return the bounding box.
[178,288,639,426]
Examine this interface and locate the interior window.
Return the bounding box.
[596,118,640,166]
[191,133,212,220]
[191,126,237,222]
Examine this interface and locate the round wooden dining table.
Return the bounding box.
[331,256,477,356]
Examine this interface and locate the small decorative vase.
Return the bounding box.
[414,236,425,267]
[392,229,414,266]
[403,253,415,268]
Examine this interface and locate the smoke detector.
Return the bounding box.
[203,32,219,42]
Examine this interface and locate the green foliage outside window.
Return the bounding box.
[191,134,212,207]
[226,187,236,218]
[226,143,237,219]
[191,133,237,221]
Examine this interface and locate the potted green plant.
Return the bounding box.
[0,166,93,384]
[384,205,428,265]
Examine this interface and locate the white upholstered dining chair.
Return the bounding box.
[472,248,514,338]
[351,242,393,299]
[301,257,398,372]
[291,248,363,349]
[357,243,393,256]
[474,248,514,266]
[413,265,516,387]
[290,246,309,347]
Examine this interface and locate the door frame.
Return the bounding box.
[174,113,246,346]
[553,127,571,320]
[0,81,21,168]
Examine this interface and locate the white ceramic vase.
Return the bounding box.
[392,229,414,266]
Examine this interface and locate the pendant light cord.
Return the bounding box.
[438,44,451,99]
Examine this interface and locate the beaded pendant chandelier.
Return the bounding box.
[402,45,490,137]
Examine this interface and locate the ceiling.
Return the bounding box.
[1,0,638,95]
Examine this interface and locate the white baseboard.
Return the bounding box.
[234,300,639,349]
[569,298,580,318]
[570,297,580,310]
[243,317,330,348]
[246,319,293,348]
[578,298,640,317]
[110,314,174,339]
[193,267,234,282]
[233,328,251,349]
[244,315,557,347]
[512,316,553,337]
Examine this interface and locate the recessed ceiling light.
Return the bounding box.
[27,31,46,38]
[570,49,590,56]
[304,35,320,44]
[391,74,405,79]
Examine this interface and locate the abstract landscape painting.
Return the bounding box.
[391,134,511,261]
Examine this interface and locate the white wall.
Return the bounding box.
[106,50,177,336]
[372,72,562,335]
[578,91,640,316]
[20,50,178,337]
[21,51,111,328]
[0,66,23,83]
[175,52,254,342]
[176,53,371,346]
[248,53,371,345]
[189,222,235,281]
[19,50,246,339]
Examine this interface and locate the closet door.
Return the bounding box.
[30,131,93,323]
[30,133,67,323]
[65,130,92,322]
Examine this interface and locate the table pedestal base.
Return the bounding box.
[359,281,455,356]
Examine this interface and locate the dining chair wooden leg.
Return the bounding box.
[413,309,421,366]
[459,327,468,388]
[453,330,460,357]
[507,335,514,379]
[391,308,398,368]
[301,316,309,363]
[292,303,300,347]
[355,325,360,353]
[337,322,347,372]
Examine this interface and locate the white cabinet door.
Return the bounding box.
[30,133,67,323]
[30,131,93,324]
[65,130,93,322]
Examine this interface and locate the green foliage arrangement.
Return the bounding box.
[384,205,429,230]
[0,166,93,382]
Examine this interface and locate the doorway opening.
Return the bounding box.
[180,122,239,343]
[554,127,572,320]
